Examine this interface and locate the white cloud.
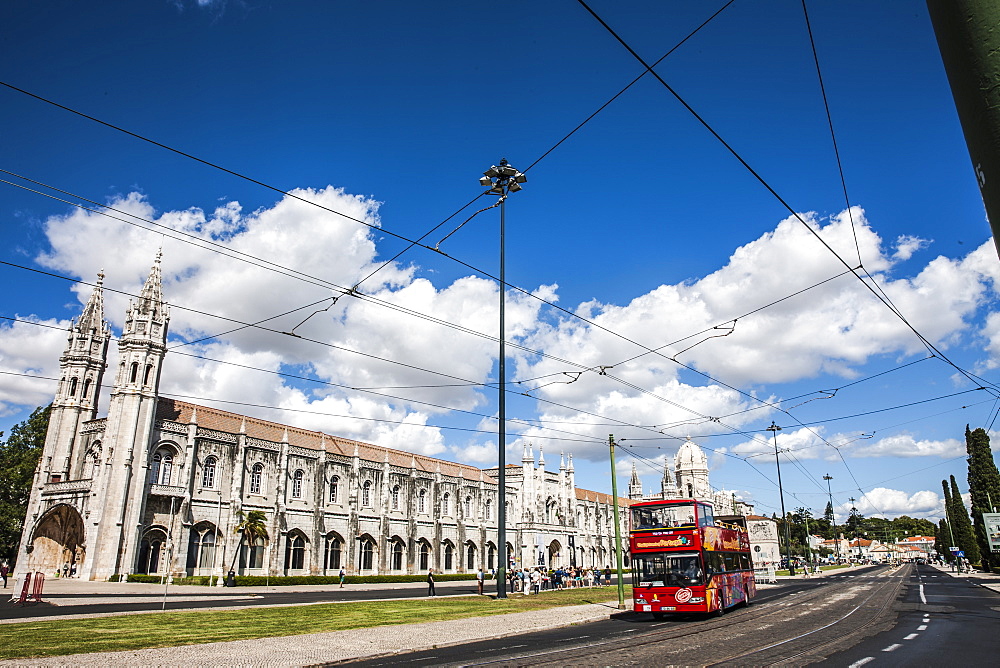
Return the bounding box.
[0,317,67,416]
[845,487,942,519]
[893,235,930,261]
[847,433,965,458]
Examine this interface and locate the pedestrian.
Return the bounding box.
[604,566,612,586]
[427,568,436,596]
[0,562,8,588]
[477,567,484,595]
[338,566,346,588]
[531,568,542,595]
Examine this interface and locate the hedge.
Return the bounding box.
[115,573,480,586]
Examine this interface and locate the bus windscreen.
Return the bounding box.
[631,503,698,530]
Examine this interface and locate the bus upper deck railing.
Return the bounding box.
[753,565,776,584]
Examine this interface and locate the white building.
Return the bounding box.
[16,255,632,581]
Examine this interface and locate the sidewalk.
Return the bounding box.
[926,562,1000,595]
[0,597,627,666]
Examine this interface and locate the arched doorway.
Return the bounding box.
[27,504,86,575]
[547,540,562,568]
[137,528,168,574]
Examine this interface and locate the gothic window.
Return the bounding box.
[443,542,454,571]
[285,533,306,570]
[418,540,430,570]
[418,489,427,513]
[151,451,173,485]
[362,480,372,507]
[687,483,693,497]
[391,485,400,510]
[487,543,496,570]
[240,536,266,571]
[329,475,339,503]
[83,378,92,400]
[442,492,451,516]
[130,362,139,383]
[69,377,78,397]
[90,452,101,479]
[485,498,493,520]
[202,456,217,489]
[466,542,476,569]
[359,537,376,571]
[324,534,343,570]
[464,496,472,518]
[391,540,405,571]
[292,470,304,498]
[143,364,153,385]
[250,463,264,495]
[138,531,166,574]
[186,526,217,571]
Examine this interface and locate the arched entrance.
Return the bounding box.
[27,504,86,575]
[547,540,562,568]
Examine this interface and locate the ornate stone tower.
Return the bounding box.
[85,252,169,579]
[44,272,111,482]
[628,462,643,500]
[674,438,711,499]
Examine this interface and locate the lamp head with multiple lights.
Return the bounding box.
[480,158,526,196]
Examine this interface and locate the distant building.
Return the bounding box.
[16,255,631,581]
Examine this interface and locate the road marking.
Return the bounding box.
[848,658,875,668]
[919,583,926,604]
[883,644,902,652]
[904,633,919,640]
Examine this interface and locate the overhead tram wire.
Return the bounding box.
[0,368,607,446]
[573,0,996,396]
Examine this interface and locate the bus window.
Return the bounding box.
[698,503,714,528]
[703,551,724,575]
[723,552,737,572]
[632,552,703,587]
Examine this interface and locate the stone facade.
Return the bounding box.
[16,255,632,581]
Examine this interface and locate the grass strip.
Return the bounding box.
[2,587,629,660]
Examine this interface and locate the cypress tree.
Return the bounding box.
[949,475,980,564]
[965,426,1000,570]
[936,518,952,562]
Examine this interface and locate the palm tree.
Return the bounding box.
[227,509,270,579]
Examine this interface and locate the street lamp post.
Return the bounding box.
[823,473,842,563]
[767,422,794,576]
[479,158,526,599]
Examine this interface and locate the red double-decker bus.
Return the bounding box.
[630,499,755,618]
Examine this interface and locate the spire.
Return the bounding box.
[522,442,532,464]
[630,462,640,486]
[78,270,106,332]
[628,461,643,500]
[567,453,574,473]
[529,443,535,466]
[137,249,164,315]
[239,416,247,434]
[538,445,545,468]
[560,451,566,471]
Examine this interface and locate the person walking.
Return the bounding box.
[0,562,8,588]
[476,567,484,595]
[427,568,436,596]
[338,566,346,588]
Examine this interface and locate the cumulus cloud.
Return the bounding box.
[847,433,965,458]
[0,317,67,416]
[893,235,930,261]
[844,487,942,519]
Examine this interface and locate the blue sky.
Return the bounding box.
[1,0,997,526]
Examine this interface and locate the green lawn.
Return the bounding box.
[2,587,629,660]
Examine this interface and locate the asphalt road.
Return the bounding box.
[336,566,913,666]
[815,563,1000,667]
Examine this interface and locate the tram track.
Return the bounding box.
[456,565,905,667]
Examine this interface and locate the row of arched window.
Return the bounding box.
[61,376,94,401]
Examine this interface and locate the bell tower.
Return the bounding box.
[85,251,170,580]
[44,271,110,482]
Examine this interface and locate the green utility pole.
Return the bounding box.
[609,434,626,610]
[926,0,1000,258]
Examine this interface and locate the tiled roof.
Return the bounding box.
[575,488,632,506]
[157,398,496,483]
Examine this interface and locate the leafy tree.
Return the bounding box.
[845,505,865,537]
[946,475,980,564]
[0,405,50,563]
[965,426,1000,570]
[228,509,270,575]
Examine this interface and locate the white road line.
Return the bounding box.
[918,624,928,630]
[904,633,919,640]
[919,583,926,604]
[883,644,902,652]
[848,658,875,668]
